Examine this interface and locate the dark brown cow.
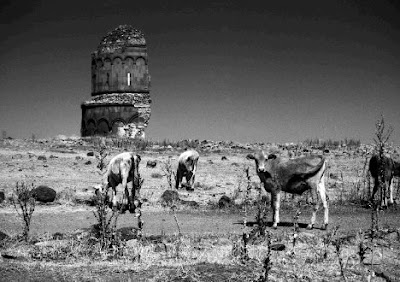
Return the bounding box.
[247,151,328,229]
[369,154,400,207]
[102,152,141,213]
[176,150,200,191]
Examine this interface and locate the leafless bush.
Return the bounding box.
[93,146,121,251]
[371,115,393,236]
[161,158,176,189]
[12,182,36,241]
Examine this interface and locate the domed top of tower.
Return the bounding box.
[97,25,146,54]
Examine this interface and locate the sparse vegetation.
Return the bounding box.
[92,145,122,252]
[0,135,400,281]
[11,182,36,241]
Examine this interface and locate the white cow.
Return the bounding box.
[247,151,328,229]
[103,152,141,213]
[176,150,199,191]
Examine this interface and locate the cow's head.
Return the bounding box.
[247,151,267,173]
[247,151,276,179]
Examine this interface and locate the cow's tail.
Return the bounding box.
[306,157,326,178]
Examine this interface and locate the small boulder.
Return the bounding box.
[118,227,139,241]
[52,232,65,240]
[221,156,228,161]
[12,154,23,159]
[84,160,92,165]
[0,191,5,204]
[37,155,47,161]
[160,190,180,206]
[146,160,157,168]
[32,185,56,203]
[181,200,199,207]
[270,243,286,251]
[0,230,10,242]
[87,151,94,157]
[218,195,232,208]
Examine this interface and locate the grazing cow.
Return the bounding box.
[176,150,200,191]
[247,151,328,229]
[369,154,400,207]
[103,152,141,213]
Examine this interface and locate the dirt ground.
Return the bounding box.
[0,204,399,237]
[1,139,400,281]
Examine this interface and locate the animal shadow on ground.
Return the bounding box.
[235,220,325,230]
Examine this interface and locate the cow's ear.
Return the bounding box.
[246,154,255,160]
[267,154,277,160]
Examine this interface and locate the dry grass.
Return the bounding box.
[1,138,400,281]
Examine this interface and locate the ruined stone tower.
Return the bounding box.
[81,25,151,138]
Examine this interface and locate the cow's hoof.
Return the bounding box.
[321,224,328,230]
[306,224,313,230]
[272,224,278,229]
[186,187,194,192]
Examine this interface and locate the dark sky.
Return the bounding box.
[1,0,399,143]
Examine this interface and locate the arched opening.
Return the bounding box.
[86,119,96,136]
[112,119,126,137]
[96,119,110,136]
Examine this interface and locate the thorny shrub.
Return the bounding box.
[12,181,36,241]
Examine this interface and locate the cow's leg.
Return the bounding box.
[120,174,129,214]
[307,184,319,230]
[190,163,197,188]
[112,184,118,212]
[318,179,328,230]
[185,171,195,191]
[371,177,379,204]
[175,169,183,189]
[388,177,394,205]
[271,191,281,229]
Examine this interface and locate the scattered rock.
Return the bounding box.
[49,155,58,159]
[37,155,47,161]
[87,151,94,157]
[52,232,64,240]
[0,191,4,204]
[218,195,232,208]
[154,242,168,252]
[146,160,157,168]
[12,154,23,159]
[270,243,286,251]
[84,160,92,165]
[118,227,139,241]
[181,200,199,207]
[32,185,56,203]
[75,156,83,160]
[221,156,228,161]
[0,230,10,242]
[35,240,69,247]
[160,190,180,206]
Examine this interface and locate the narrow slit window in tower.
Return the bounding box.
[127,72,131,86]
